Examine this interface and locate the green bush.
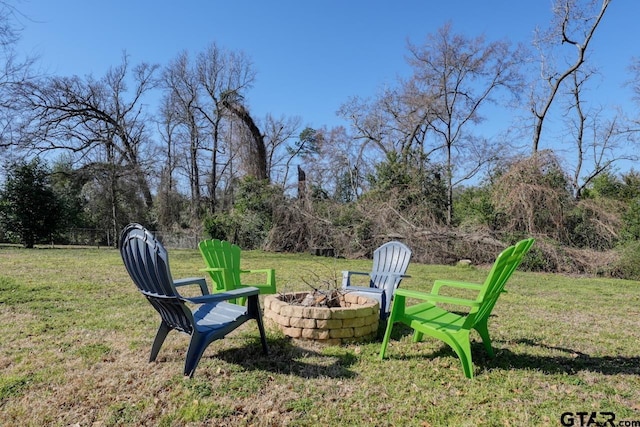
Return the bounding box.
[203,177,285,249]
[203,213,237,241]
[331,203,363,227]
[519,244,558,272]
[453,185,501,230]
[367,151,447,221]
[620,198,640,243]
[607,241,640,280]
[0,157,62,248]
[203,210,267,249]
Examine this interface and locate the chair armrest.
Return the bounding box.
[342,271,370,277]
[185,286,260,304]
[431,279,482,295]
[240,268,275,275]
[341,271,371,288]
[239,268,276,293]
[377,272,410,280]
[173,277,209,295]
[239,268,274,274]
[394,288,479,307]
[342,285,384,295]
[200,267,226,272]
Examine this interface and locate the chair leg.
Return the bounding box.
[247,295,268,354]
[184,332,208,377]
[379,292,387,320]
[379,309,400,359]
[474,320,494,358]
[380,295,406,359]
[379,321,393,359]
[448,334,474,379]
[150,321,171,362]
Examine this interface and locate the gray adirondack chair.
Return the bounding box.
[341,241,412,318]
[119,223,268,377]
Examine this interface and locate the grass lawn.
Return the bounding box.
[1,244,640,426]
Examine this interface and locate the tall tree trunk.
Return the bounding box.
[189,123,201,219]
[222,99,268,180]
[107,143,119,247]
[209,117,221,214]
[446,143,453,226]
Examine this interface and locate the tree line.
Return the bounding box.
[3,0,640,278]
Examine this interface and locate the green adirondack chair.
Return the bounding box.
[198,239,277,304]
[379,238,535,378]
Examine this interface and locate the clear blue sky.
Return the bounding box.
[14,0,640,133]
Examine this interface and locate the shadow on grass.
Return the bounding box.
[383,337,640,376]
[208,336,358,379]
[485,338,640,376]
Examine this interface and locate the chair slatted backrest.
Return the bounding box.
[464,238,535,329]
[198,239,242,291]
[120,224,194,334]
[370,241,412,297]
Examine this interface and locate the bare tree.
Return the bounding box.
[17,53,158,238]
[160,43,262,221]
[262,113,301,186]
[196,43,256,212]
[565,69,634,199]
[156,95,184,228]
[341,24,522,224]
[530,0,610,153]
[283,125,368,202]
[0,1,37,151]
[625,57,640,135]
[406,23,523,225]
[338,86,429,165]
[339,93,393,157]
[161,50,205,219]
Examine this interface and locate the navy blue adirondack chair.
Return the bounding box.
[341,241,412,319]
[119,223,268,377]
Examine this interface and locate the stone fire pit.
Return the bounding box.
[263,291,379,345]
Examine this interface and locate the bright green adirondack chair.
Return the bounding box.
[198,239,277,304]
[379,238,535,378]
